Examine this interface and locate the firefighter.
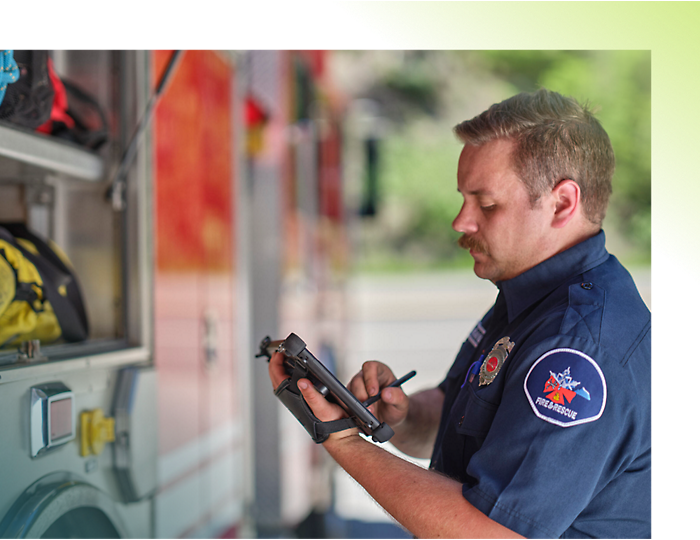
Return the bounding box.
[270,89,650,538]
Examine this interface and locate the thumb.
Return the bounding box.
[382,387,406,404]
[297,379,345,422]
[381,387,409,414]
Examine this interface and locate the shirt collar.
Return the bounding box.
[496,230,609,323]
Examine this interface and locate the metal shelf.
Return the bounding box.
[0,123,105,181]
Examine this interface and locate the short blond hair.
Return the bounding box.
[454,89,614,225]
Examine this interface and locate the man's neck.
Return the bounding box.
[553,225,601,259]
[490,225,602,285]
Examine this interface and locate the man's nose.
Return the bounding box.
[452,203,478,235]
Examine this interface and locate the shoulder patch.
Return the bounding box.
[524,348,606,427]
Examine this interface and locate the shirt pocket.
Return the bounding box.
[455,383,499,440]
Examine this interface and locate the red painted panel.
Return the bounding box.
[154,50,234,273]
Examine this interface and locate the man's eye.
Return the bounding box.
[481,205,496,212]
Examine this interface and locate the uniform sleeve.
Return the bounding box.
[459,335,648,538]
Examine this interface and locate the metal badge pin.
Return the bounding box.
[479,337,515,386]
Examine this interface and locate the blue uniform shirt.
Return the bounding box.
[430,231,651,538]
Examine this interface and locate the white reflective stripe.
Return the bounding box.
[468,322,486,347]
[156,447,245,538]
[523,348,607,428]
[158,420,243,487]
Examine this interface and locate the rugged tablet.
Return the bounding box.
[257,333,395,443]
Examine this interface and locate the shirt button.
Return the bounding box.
[581,282,593,290]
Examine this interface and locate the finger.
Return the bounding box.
[362,361,395,397]
[361,361,381,397]
[348,370,370,401]
[297,378,346,422]
[268,352,290,389]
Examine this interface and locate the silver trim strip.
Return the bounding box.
[0,124,104,181]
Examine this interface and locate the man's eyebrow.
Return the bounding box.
[458,187,494,196]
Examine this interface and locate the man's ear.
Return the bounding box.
[551,179,580,228]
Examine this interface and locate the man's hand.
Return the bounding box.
[348,361,411,429]
[348,360,444,459]
[268,352,359,442]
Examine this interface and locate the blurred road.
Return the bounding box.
[332,267,651,530]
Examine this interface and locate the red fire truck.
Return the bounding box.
[0,50,353,538]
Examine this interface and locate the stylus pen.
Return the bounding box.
[362,370,417,407]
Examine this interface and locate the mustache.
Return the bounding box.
[458,234,488,254]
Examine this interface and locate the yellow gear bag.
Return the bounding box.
[0,223,88,349]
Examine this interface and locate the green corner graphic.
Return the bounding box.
[333,1,700,283]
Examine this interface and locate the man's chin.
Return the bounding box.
[472,260,499,282]
[471,260,488,279]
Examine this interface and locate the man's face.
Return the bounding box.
[453,139,555,282]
